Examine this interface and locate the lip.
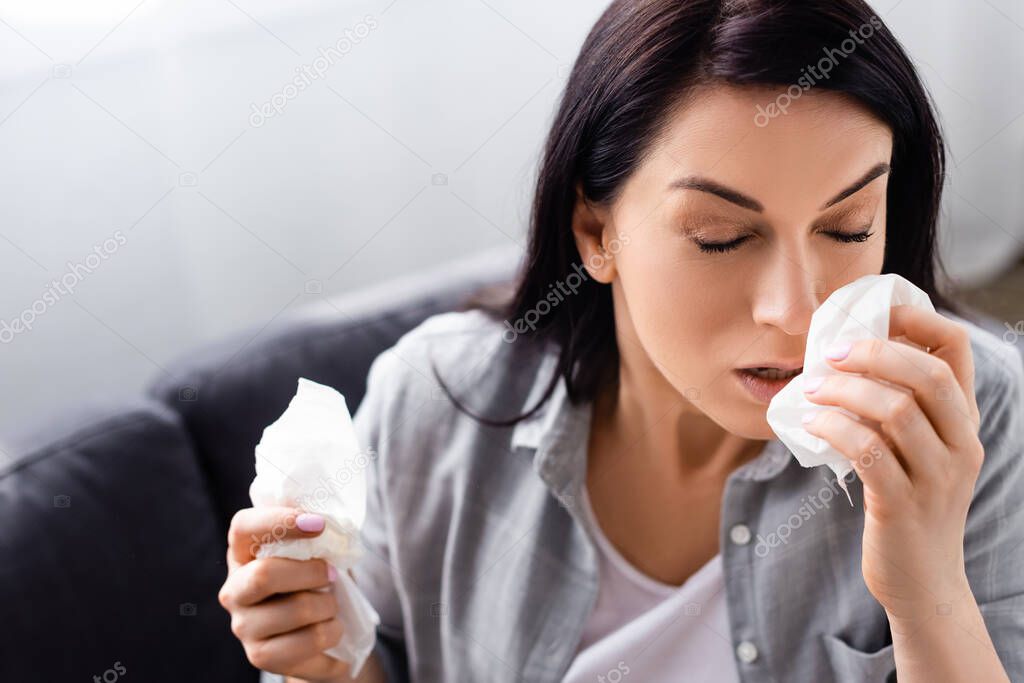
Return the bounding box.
[733,367,802,403]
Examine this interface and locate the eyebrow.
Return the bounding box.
[667,162,891,213]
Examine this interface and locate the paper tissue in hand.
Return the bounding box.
[249,378,381,676]
[766,273,935,506]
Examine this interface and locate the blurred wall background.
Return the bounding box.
[1,0,1022,439]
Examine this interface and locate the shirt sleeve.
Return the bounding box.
[351,348,410,683]
[964,339,1024,677]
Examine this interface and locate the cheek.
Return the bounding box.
[615,236,747,383]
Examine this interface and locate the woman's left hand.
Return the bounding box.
[800,304,983,621]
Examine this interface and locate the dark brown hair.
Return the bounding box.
[435,0,964,427]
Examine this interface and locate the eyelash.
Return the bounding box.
[695,228,875,254]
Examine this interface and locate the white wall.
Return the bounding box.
[874,0,1024,286]
[0,0,609,439]
[0,0,1021,439]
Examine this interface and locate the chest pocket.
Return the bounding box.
[821,633,897,682]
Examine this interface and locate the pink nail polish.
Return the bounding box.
[826,342,851,360]
[296,513,325,532]
[327,564,338,582]
[803,376,824,393]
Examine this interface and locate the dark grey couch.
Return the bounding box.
[0,247,520,682]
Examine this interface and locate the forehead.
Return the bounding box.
[637,84,893,216]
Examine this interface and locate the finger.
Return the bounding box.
[244,618,345,674]
[804,372,949,479]
[230,589,339,641]
[826,336,977,448]
[227,506,327,569]
[802,408,911,497]
[888,306,976,412]
[220,558,335,608]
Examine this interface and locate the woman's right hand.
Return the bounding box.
[218,506,356,682]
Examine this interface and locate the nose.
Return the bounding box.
[750,246,821,336]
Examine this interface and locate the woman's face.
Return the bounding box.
[574,84,891,440]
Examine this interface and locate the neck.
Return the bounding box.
[594,358,766,482]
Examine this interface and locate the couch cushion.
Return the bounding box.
[0,399,255,682]
[148,245,520,530]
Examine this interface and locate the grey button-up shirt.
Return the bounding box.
[265,307,1024,682]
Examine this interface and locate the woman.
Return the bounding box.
[219,0,1024,680]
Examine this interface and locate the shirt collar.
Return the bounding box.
[509,350,562,452]
[511,349,794,498]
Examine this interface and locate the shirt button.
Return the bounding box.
[736,640,759,663]
[729,523,752,545]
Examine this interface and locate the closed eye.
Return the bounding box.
[694,228,874,254]
[694,235,751,253]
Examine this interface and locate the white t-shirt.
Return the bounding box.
[562,486,740,682]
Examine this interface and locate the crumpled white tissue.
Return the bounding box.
[249,378,380,677]
[766,273,935,506]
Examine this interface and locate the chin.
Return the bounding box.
[713,404,776,440]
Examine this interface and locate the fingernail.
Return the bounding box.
[803,376,824,393]
[801,412,816,425]
[826,342,851,360]
[327,564,338,582]
[296,513,325,532]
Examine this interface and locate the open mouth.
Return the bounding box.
[743,367,802,380]
[734,366,803,402]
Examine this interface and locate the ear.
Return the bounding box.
[570,182,617,284]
